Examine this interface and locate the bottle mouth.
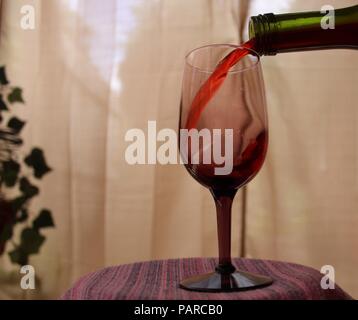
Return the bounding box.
[249,13,278,56]
[185,44,261,74]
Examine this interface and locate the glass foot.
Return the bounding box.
[180,270,273,292]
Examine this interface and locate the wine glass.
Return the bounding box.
[179,44,273,292]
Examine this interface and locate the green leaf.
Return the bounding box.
[8,117,26,134]
[19,177,39,199]
[20,227,45,254]
[0,94,8,111]
[16,209,29,223]
[0,199,15,254]
[24,148,52,179]
[1,159,20,187]
[33,209,55,230]
[10,196,28,212]
[0,223,13,243]
[9,247,28,265]
[8,87,24,104]
[0,66,9,85]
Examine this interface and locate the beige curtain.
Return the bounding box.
[247,0,358,298]
[0,0,357,299]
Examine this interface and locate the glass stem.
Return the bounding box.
[211,189,237,275]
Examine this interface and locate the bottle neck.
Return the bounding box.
[249,13,278,56]
[249,5,358,56]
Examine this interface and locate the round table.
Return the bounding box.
[61,258,352,300]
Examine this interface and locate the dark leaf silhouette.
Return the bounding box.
[0,94,8,111]
[20,228,45,254]
[0,199,15,254]
[0,224,13,255]
[8,117,26,134]
[20,177,39,199]
[8,88,24,104]
[33,209,55,229]
[10,196,28,212]
[9,247,28,265]
[0,66,9,85]
[1,159,20,187]
[25,148,51,179]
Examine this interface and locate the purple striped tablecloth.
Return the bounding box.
[61,258,352,300]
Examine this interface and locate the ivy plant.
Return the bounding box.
[0,66,54,266]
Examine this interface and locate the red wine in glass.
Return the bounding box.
[179,42,272,292]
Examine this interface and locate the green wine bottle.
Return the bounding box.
[249,5,358,55]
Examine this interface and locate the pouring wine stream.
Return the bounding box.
[185,39,255,130]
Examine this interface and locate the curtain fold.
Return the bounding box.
[246,0,358,299]
[0,0,243,298]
